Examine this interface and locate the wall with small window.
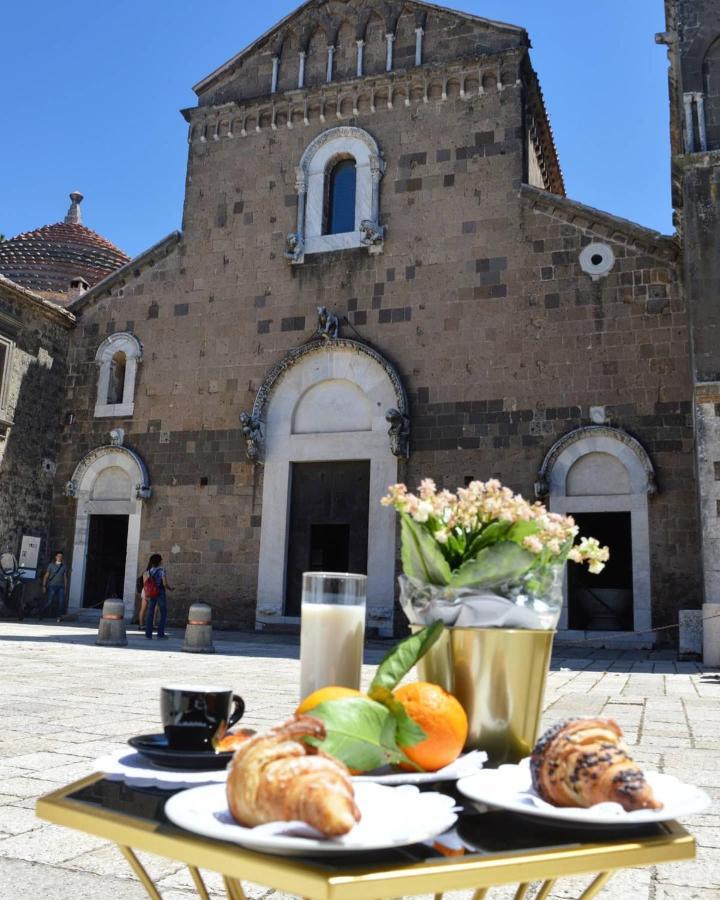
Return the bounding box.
[94,332,142,418]
[289,126,384,262]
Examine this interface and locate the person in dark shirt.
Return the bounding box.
[43,551,68,622]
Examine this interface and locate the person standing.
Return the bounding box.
[142,553,173,640]
[43,551,68,622]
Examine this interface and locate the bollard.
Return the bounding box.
[96,598,128,647]
[182,602,215,653]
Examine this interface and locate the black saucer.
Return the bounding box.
[128,733,233,771]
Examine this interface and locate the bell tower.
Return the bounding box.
[658,1,720,663]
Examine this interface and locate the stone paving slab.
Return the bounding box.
[0,622,717,900]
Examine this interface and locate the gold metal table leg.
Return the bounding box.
[222,875,247,900]
[188,866,210,900]
[513,885,530,900]
[118,846,162,900]
[535,880,557,900]
[580,872,613,899]
[472,890,490,899]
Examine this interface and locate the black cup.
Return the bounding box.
[161,685,245,751]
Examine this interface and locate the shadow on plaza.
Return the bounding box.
[0,623,705,672]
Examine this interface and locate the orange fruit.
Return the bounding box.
[394,682,468,772]
[296,685,363,715]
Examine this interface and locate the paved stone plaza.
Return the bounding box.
[0,622,717,900]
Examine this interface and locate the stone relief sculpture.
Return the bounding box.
[240,412,263,462]
[283,232,304,263]
[386,408,410,459]
[359,219,385,254]
[316,306,340,340]
[109,427,125,447]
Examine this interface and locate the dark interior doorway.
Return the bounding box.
[285,461,370,616]
[568,511,633,631]
[83,514,129,609]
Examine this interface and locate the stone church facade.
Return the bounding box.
[4,0,720,654]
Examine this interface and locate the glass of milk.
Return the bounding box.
[299,572,367,701]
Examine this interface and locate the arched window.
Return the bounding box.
[324,158,357,235]
[285,126,384,263]
[94,333,142,418]
[107,351,127,405]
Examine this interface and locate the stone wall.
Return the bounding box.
[0,282,73,576]
[53,12,700,634]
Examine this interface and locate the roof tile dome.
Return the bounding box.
[0,192,129,303]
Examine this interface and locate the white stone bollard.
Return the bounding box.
[702,603,720,667]
[96,598,128,647]
[182,602,215,653]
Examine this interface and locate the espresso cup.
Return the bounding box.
[161,685,245,751]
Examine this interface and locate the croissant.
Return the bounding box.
[530,718,662,812]
[226,715,361,836]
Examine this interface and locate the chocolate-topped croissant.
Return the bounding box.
[226,715,360,836]
[530,718,662,811]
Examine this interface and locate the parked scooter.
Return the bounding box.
[0,553,24,620]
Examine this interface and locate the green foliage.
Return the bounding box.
[448,542,536,589]
[369,620,444,694]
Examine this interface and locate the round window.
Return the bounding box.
[579,242,615,280]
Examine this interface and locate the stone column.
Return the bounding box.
[356,39,364,77]
[271,56,279,93]
[326,45,335,83]
[385,33,395,72]
[696,92,708,152]
[683,92,695,153]
[414,27,424,66]
[369,156,383,225]
[694,385,720,665]
[298,50,306,89]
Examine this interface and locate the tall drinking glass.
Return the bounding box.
[299,572,367,701]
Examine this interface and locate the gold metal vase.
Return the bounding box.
[413,626,555,767]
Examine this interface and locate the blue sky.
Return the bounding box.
[0,1,670,257]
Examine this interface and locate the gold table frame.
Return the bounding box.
[37,774,695,900]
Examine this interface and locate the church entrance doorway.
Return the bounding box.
[567,512,633,631]
[83,514,129,608]
[285,461,370,615]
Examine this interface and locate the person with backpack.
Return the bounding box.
[142,553,173,640]
[43,551,68,622]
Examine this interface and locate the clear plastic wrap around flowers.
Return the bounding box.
[399,567,564,631]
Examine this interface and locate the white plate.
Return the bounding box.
[457,758,711,826]
[95,750,228,790]
[354,750,487,785]
[165,781,457,855]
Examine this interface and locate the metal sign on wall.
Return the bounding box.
[19,535,41,577]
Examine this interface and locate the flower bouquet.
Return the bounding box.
[381,479,610,763]
[382,479,609,630]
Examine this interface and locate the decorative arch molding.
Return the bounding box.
[246,337,409,461]
[254,336,404,635]
[536,426,656,498]
[64,443,150,619]
[66,443,152,501]
[94,332,143,418]
[539,425,655,645]
[286,126,385,263]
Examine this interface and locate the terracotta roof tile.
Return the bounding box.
[0,220,129,305]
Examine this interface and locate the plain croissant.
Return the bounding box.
[530,717,662,812]
[226,715,361,836]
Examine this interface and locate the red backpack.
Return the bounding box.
[143,570,160,598]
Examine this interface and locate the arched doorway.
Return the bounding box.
[254,339,406,636]
[65,443,151,617]
[538,426,656,644]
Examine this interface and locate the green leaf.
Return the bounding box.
[449,541,536,589]
[466,521,512,556]
[400,514,452,585]
[368,684,426,750]
[369,620,445,695]
[506,519,539,545]
[306,697,403,771]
